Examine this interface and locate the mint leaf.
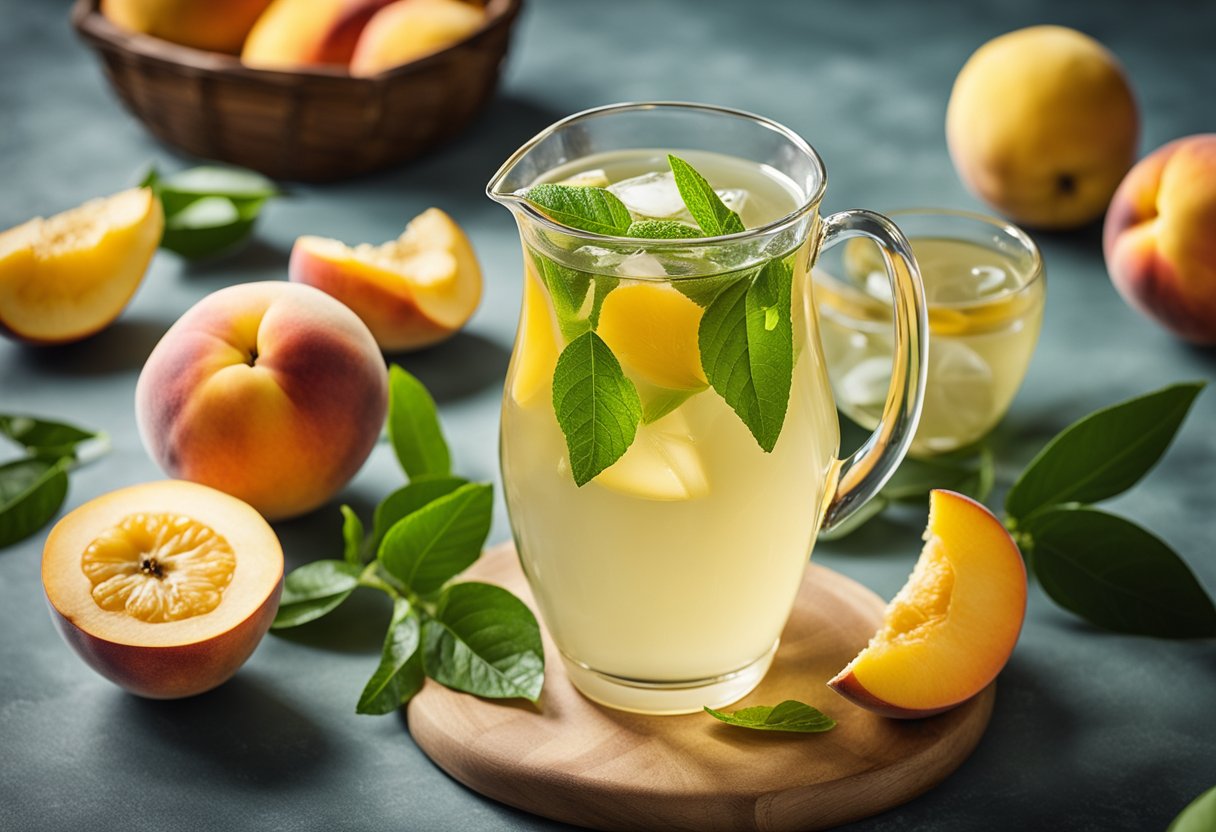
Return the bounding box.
[1006,382,1204,520]
[1023,506,1216,638]
[357,598,424,715]
[340,505,364,567]
[626,220,702,239]
[159,195,261,260]
[531,253,592,341]
[523,184,632,236]
[552,331,643,486]
[422,581,544,701]
[0,415,104,460]
[668,155,746,236]
[377,482,493,595]
[370,475,467,557]
[0,457,69,549]
[272,560,362,629]
[1170,784,1216,832]
[387,365,451,480]
[704,700,836,733]
[698,258,794,452]
[642,387,702,424]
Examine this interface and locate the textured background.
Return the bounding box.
[2,1,1215,830]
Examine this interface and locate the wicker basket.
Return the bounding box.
[72,0,522,182]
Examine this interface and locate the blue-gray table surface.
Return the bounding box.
[2,1,1214,830]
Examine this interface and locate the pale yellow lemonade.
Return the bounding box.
[500,150,839,697]
[816,236,1044,454]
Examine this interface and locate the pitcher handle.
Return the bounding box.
[817,209,928,533]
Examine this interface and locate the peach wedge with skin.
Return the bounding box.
[42,480,283,699]
[0,187,163,344]
[829,490,1027,718]
[289,208,482,352]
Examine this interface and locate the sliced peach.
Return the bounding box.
[0,188,163,344]
[596,282,707,391]
[349,0,486,77]
[828,489,1026,718]
[288,208,482,352]
[509,265,560,407]
[42,481,283,699]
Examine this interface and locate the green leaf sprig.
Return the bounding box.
[142,164,278,260]
[1169,783,1216,832]
[271,366,544,714]
[521,155,795,485]
[0,415,108,549]
[704,699,836,733]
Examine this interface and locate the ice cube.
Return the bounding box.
[716,188,749,216]
[616,252,667,278]
[608,171,687,219]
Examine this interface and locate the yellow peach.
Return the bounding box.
[136,282,388,520]
[946,26,1138,229]
[241,0,392,69]
[1104,135,1216,344]
[0,188,162,345]
[288,208,482,352]
[349,0,486,77]
[102,0,274,53]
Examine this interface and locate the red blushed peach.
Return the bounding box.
[289,208,481,352]
[136,282,388,520]
[42,481,283,699]
[241,0,393,69]
[349,0,486,77]
[1104,134,1216,345]
[828,490,1026,719]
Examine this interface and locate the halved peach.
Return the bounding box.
[828,489,1026,718]
[42,480,283,699]
[0,188,163,344]
[288,208,482,352]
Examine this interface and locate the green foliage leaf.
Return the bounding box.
[641,387,702,424]
[0,414,105,461]
[272,560,362,629]
[1023,507,1216,638]
[387,365,451,480]
[159,196,261,260]
[698,258,794,452]
[626,220,703,239]
[523,184,632,236]
[1169,784,1216,832]
[422,582,544,701]
[551,330,643,486]
[356,598,424,715]
[0,457,70,549]
[1006,382,1204,520]
[155,164,278,205]
[377,483,493,595]
[340,505,364,567]
[667,154,746,236]
[882,446,995,504]
[370,476,467,557]
[704,700,836,733]
[530,252,592,341]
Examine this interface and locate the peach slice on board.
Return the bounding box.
[828,489,1026,718]
[289,208,482,352]
[0,187,163,344]
[42,481,283,699]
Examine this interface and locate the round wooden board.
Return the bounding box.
[408,544,994,832]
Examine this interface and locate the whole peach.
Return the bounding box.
[136,282,388,520]
[1104,135,1216,344]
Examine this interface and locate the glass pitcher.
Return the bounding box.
[488,102,927,714]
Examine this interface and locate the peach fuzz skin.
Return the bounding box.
[241,0,394,68]
[136,282,388,521]
[1104,135,1216,345]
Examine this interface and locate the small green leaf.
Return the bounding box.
[704,700,836,733]
[377,483,493,595]
[158,165,279,201]
[1005,382,1204,520]
[387,365,451,480]
[641,387,702,424]
[370,475,467,556]
[340,505,364,567]
[272,560,362,629]
[159,196,261,259]
[667,155,746,237]
[0,414,105,461]
[552,331,643,486]
[882,446,994,504]
[530,253,598,342]
[672,269,750,308]
[699,257,794,452]
[356,598,424,715]
[422,582,544,701]
[1023,507,1216,638]
[523,184,632,236]
[0,457,70,549]
[626,220,703,239]
[1169,784,1216,832]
